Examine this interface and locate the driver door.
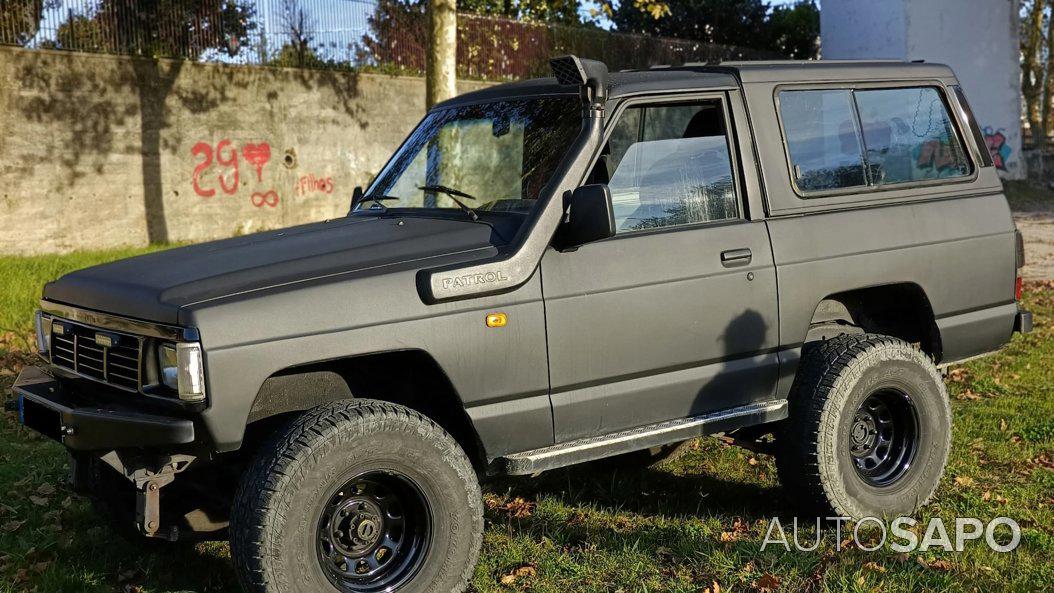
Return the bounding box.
[541,94,780,442]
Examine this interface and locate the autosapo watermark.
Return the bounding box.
[761,516,1021,553]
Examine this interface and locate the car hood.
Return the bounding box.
[43,216,504,325]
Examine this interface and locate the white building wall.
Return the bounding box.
[820,0,908,60]
[822,0,1024,179]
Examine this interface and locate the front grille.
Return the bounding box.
[50,321,142,392]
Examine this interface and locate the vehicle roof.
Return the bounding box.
[435,60,958,109]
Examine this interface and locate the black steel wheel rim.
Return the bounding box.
[848,388,920,487]
[316,471,432,593]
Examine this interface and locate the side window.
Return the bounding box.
[855,87,971,184]
[778,86,974,195]
[778,90,868,192]
[603,101,739,234]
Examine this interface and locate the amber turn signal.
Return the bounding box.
[486,313,507,328]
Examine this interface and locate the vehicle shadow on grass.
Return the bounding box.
[492,457,786,520]
[479,453,803,569]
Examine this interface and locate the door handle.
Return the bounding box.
[721,248,752,267]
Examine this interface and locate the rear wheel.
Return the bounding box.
[776,334,951,518]
[230,400,483,593]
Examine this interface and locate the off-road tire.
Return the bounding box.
[776,333,951,518]
[230,400,483,593]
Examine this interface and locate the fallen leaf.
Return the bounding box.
[1,520,24,533]
[862,561,886,574]
[954,476,975,488]
[28,495,48,506]
[498,497,535,519]
[482,494,502,511]
[999,419,1008,432]
[499,563,537,585]
[755,573,781,592]
[36,483,55,496]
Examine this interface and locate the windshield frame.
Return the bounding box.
[355,93,584,222]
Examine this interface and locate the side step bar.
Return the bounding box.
[496,399,788,475]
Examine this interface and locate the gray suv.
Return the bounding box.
[12,56,1031,593]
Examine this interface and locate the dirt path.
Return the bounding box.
[1015,212,1054,280]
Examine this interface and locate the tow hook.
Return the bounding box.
[98,451,195,540]
[136,473,177,539]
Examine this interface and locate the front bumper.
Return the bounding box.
[12,366,195,451]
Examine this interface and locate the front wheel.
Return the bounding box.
[230,400,483,593]
[776,334,951,518]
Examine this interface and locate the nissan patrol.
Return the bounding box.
[12,56,1031,593]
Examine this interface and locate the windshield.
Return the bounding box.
[361,97,583,215]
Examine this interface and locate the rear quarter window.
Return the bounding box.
[777,85,973,196]
[778,89,868,192]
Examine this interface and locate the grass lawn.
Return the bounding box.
[0,249,1052,593]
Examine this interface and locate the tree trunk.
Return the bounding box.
[426,0,457,109]
[1022,0,1045,147]
[132,58,183,245]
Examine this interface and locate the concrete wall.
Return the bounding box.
[822,0,1024,179]
[0,46,493,254]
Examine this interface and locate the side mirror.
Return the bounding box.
[553,184,615,250]
[347,186,364,214]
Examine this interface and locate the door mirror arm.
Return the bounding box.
[348,186,364,214]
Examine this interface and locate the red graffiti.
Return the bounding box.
[216,140,239,194]
[296,174,335,196]
[191,142,216,198]
[242,143,271,182]
[191,140,240,197]
[983,127,1011,171]
[251,190,280,208]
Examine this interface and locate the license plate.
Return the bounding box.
[19,395,63,442]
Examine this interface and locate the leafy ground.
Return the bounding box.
[1,252,1052,593]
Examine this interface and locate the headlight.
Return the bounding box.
[158,342,206,403]
[34,311,52,359]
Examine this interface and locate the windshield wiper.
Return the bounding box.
[418,184,480,221]
[354,194,400,211]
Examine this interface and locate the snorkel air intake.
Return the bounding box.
[549,55,609,111]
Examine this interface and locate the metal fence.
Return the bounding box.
[0,0,779,78]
